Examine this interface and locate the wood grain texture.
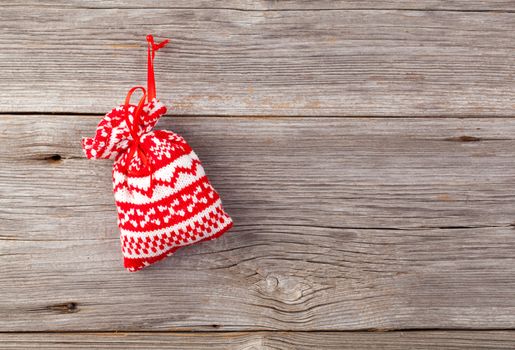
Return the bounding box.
[16,1,515,11]
[1,1,514,116]
[1,115,515,331]
[1,331,515,350]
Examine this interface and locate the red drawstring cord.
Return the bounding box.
[121,35,169,195]
[146,34,170,102]
[123,86,154,192]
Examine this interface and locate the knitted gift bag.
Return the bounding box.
[82,35,233,271]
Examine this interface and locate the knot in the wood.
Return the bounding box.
[44,154,62,163]
[445,135,482,142]
[256,274,307,304]
[46,302,79,314]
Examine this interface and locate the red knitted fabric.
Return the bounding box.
[81,35,232,271]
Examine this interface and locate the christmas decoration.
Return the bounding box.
[82,35,233,271]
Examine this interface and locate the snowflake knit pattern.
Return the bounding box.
[82,35,232,271]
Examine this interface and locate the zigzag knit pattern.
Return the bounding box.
[82,99,233,271]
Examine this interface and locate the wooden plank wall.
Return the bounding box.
[1,1,514,349]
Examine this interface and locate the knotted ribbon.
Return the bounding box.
[122,85,150,174]
[120,35,170,195]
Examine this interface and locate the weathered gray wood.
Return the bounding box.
[1,331,515,349]
[1,2,514,116]
[1,115,515,331]
[18,1,515,11]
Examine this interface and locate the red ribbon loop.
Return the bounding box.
[122,86,154,193]
[119,34,170,195]
[146,34,170,102]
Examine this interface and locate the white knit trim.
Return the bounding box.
[144,99,166,116]
[100,120,130,159]
[120,198,223,239]
[113,151,200,187]
[113,151,205,201]
[122,214,231,259]
[113,170,206,205]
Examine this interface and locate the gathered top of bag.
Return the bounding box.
[82,35,170,162]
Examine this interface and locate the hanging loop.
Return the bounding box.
[146,34,170,102]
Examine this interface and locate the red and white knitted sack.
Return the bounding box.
[82,35,232,271]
